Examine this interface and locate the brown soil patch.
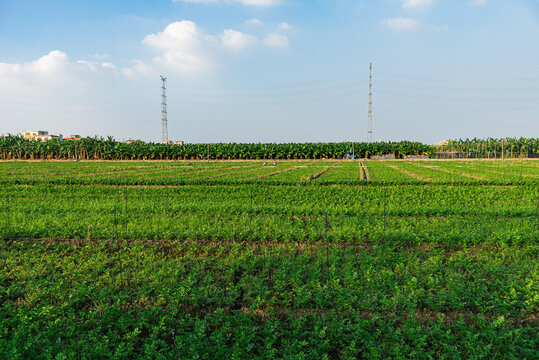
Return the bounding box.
[359,161,369,180]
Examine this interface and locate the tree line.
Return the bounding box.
[434,137,538,159]
[0,136,430,160]
[0,135,536,160]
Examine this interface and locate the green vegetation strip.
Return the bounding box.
[0,160,537,359]
[1,240,537,359]
[2,183,537,246]
[0,137,432,160]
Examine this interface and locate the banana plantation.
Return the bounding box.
[0,136,431,160]
[433,137,539,159]
[1,135,537,160]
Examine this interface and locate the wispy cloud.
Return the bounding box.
[174,0,284,6]
[468,0,487,6]
[277,22,293,31]
[178,0,218,3]
[241,0,283,5]
[121,59,155,80]
[381,17,421,31]
[245,18,264,26]
[403,0,437,10]
[221,29,257,51]
[179,0,218,2]
[264,33,290,48]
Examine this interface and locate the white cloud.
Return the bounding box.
[277,22,293,31]
[76,60,119,73]
[142,21,216,73]
[221,29,257,51]
[174,0,283,6]
[92,54,109,60]
[121,60,155,80]
[176,0,218,3]
[468,0,487,6]
[381,17,421,31]
[264,33,290,48]
[101,62,117,70]
[141,21,259,74]
[0,50,118,81]
[0,50,120,123]
[23,50,68,76]
[245,18,264,26]
[143,21,203,53]
[403,0,437,10]
[0,19,287,86]
[241,0,283,6]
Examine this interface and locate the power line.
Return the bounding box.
[375,70,539,83]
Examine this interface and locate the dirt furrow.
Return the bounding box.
[303,163,338,182]
[359,161,369,180]
[382,163,431,182]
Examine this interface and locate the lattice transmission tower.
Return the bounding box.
[367,63,373,143]
[160,75,168,144]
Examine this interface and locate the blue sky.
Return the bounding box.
[1,0,538,143]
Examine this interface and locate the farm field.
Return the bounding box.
[0,159,538,359]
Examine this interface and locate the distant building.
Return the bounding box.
[126,139,145,144]
[23,130,63,142]
[38,133,63,141]
[64,135,81,141]
[174,141,185,145]
[23,130,48,140]
[439,140,449,146]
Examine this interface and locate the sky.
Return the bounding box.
[0,0,538,144]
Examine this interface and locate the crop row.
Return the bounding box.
[1,160,537,186]
[0,240,536,358]
[2,184,537,246]
[3,180,536,212]
[1,160,537,358]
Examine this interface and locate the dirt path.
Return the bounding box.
[382,162,431,182]
[359,161,369,180]
[303,163,338,182]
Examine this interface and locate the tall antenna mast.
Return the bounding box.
[160,75,168,144]
[367,63,373,143]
